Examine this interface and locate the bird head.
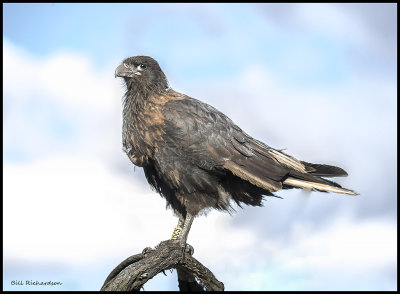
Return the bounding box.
[115,56,168,93]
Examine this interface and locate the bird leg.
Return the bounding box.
[170,213,195,258]
[178,213,195,257]
[179,213,194,245]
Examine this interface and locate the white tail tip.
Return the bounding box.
[283,177,359,196]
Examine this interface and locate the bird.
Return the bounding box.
[115,55,358,248]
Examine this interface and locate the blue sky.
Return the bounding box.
[3,3,397,291]
[4,3,371,85]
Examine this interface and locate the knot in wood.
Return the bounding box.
[139,272,149,280]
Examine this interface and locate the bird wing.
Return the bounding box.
[161,95,295,192]
[160,94,357,196]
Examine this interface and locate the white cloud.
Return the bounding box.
[3,157,176,265]
[283,217,396,274]
[259,3,381,50]
[296,4,372,45]
[3,39,120,112]
[191,214,397,290]
[3,39,125,164]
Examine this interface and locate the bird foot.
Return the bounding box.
[141,246,153,258]
[166,239,194,261]
[183,243,194,256]
[179,242,194,263]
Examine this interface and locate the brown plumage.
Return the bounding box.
[115,56,358,245]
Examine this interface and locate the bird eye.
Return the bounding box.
[123,63,129,68]
[139,63,147,69]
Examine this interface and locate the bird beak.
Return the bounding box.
[115,64,141,78]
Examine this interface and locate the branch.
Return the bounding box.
[101,240,224,291]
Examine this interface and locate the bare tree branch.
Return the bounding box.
[101,240,224,291]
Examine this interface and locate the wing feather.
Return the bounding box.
[223,161,281,192]
[160,94,356,196]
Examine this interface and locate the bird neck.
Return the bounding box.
[123,90,145,114]
[125,76,168,95]
[123,87,169,115]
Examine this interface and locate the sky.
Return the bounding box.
[3,3,397,291]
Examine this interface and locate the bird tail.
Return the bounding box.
[301,161,349,177]
[283,177,358,195]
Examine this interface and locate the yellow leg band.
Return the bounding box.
[171,227,182,240]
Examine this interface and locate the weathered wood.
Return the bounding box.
[101,240,224,291]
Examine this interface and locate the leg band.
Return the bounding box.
[171,227,183,240]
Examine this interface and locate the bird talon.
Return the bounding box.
[142,247,153,257]
[185,243,194,256]
[179,243,194,262]
[180,243,187,262]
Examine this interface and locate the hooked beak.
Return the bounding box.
[115,64,142,78]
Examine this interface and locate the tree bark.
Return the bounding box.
[101,240,224,291]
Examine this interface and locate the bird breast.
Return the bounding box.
[122,91,184,167]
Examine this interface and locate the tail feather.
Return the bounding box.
[301,162,348,177]
[283,177,358,195]
[224,139,358,196]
